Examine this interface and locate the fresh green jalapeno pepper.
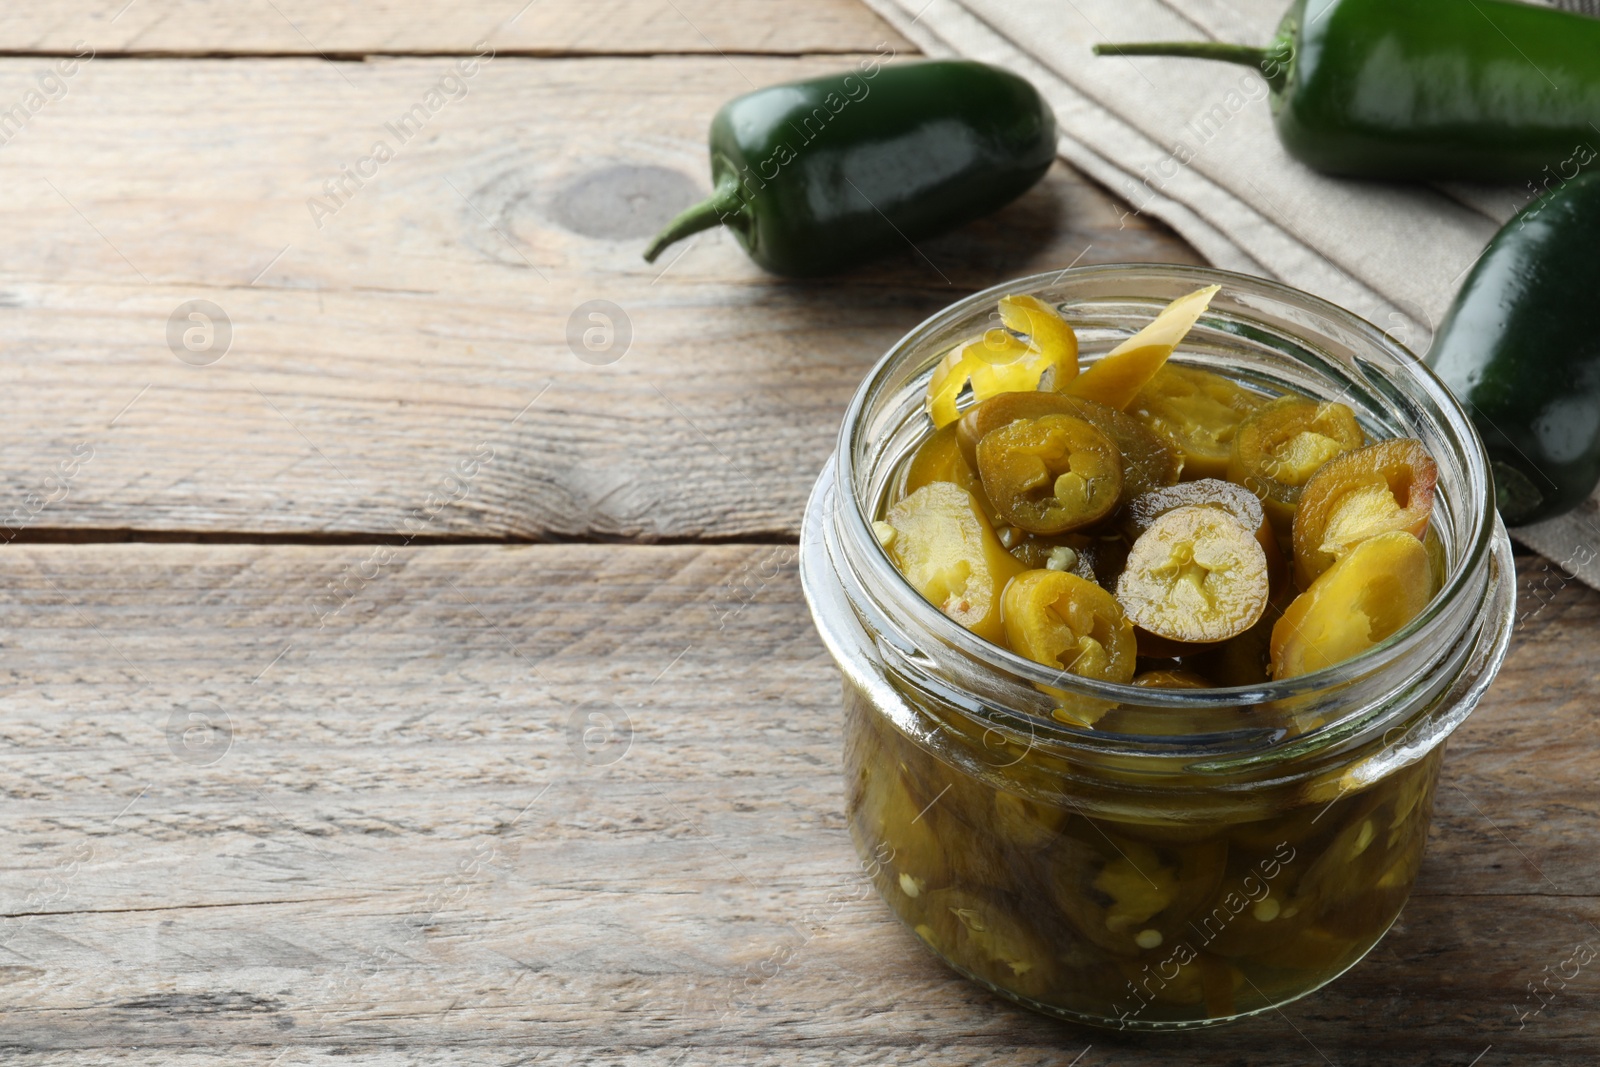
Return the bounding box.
[1095,0,1600,182]
[643,60,1057,275]
[1429,172,1600,524]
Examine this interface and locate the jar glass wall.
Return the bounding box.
[799,265,1516,1030]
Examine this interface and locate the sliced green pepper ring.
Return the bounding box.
[1116,505,1270,645]
[997,293,1078,387]
[1002,569,1136,680]
[1123,477,1285,588]
[1292,437,1438,588]
[925,329,1037,429]
[977,414,1123,534]
[882,481,1026,646]
[1270,530,1432,680]
[914,887,1057,998]
[1001,568,1136,724]
[1227,395,1365,531]
[959,391,1182,509]
[852,760,953,898]
[900,421,1001,525]
[1046,830,1227,958]
[1123,478,1267,545]
[1130,364,1264,481]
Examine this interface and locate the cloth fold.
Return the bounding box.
[863,0,1600,586]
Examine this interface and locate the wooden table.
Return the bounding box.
[0,3,1592,1062]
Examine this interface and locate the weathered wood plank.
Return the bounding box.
[0,0,909,56]
[0,54,1200,541]
[0,544,1590,1061]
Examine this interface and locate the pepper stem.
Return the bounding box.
[1093,41,1289,93]
[643,177,745,263]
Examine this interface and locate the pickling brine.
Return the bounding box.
[845,683,1441,1027]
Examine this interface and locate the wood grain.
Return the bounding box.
[5,6,1573,1063]
[0,54,1200,542]
[0,543,1591,1062]
[0,0,910,56]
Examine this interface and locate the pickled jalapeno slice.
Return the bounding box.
[854,761,953,898]
[901,422,999,524]
[1228,396,1366,528]
[915,888,1055,994]
[959,392,1182,507]
[1064,285,1219,410]
[926,329,1039,429]
[977,414,1123,534]
[1002,569,1136,723]
[1130,364,1265,480]
[903,422,979,495]
[1125,477,1285,588]
[882,481,1026,645]
[1116,505,1270,645]
[926,296,1079,429]
[1292,438,1439,587]
[992,789,1071,850]
[1047,832,1227,957]
[997,294,1078,388]
[1271,531,1432,679]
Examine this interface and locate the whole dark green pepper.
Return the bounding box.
[1095,0,1600,183]
[1429,172,1600,525]
[643,59,1056,276]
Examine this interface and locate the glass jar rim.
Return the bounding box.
[828,263,1503,719]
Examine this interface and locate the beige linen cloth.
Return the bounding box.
[861,0,1600,585]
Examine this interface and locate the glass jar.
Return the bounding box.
[799,265,1515,1030]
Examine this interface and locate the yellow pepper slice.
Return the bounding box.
[998,294,1078,385]
[882,481,1026,645]
[927,330,1031,428]
[1047,834,1226,957]
[926,297,1079,428]
[1130,363,1264,480]
[1001,568,1136,724]
[1065,285,1219,410]
[1292,438,1438,588]
[1228,395,1366,534]
[1270,531,1432,679]
[900,422,999,524]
